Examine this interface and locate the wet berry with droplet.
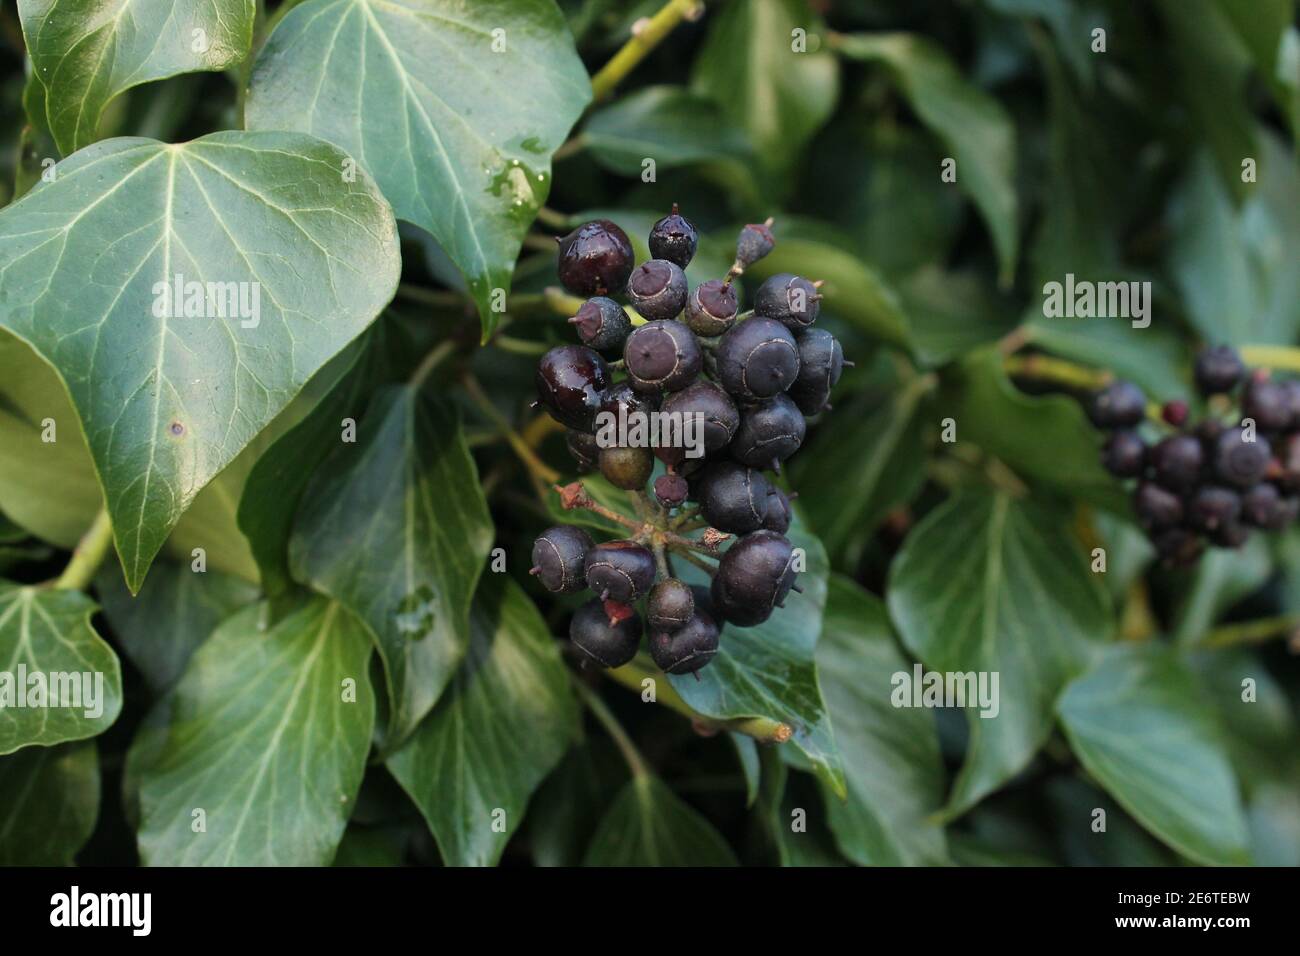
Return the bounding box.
[557,219,634,296]
[648,204,698,269]
[535,345,610,431]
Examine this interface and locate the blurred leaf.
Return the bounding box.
[900,266,1017,368]
[0,739,99,865]
[1057,643,1251,865]
[583,775,737,866]
[332,825,408,866]
[528,738,624,866]
[835,32,1019,282]
[757,752,847,866]
[1045,776,1179,866]
[816,575,948,865]
[1025,311,1191,403]
[1212,0,1299,132]
[691,0,839,183]
[1170,534,1272,647]
[887,490,1109,816]
[386,576,579,867]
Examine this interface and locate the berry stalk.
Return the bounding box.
[589,0,704,102]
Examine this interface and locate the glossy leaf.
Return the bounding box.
[0,582,123,754]
[134,599,375,865]
[246,0,591,338]
[0,739,99,864]
[0,131,401,592]
[583,775,737,866]
[386,576,579,866]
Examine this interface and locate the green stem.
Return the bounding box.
[462,373,561,485]
[1241,346,1300,375]
[535,206,569,230]
[589,0,703,102]
[396,283,467,309]
[410,340,457,389]
[1202,614,1300,649]
[573,678,650,779]
[493,335,550,357]
[54,509,113,591]
[1003,352,1111,391]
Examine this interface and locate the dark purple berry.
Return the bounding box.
[598,382,660,437]
[762,488,793,534]
[648,204,698,269]
[1187,486,1241,533]
[715,317,800,400]
[1240,483,1290,529]
[1087,381,1146,429]
[623,319,702,394]
[1275,432,1300,493]
[734,220,775,270]
[1193,346,1245,396]
[599,445,654,491]
[711,530,798,628]
[557,219,634,296]
[1161,400,1189,428]
[1134,482,1183,530]
[685,279,739,337]
[570,599,642,667]
[626,259,688,321]
[1101,431,1147,479]
[654,473,689,508]
[1150,434,1204,491]
[1242,378,1292,432]
[697,461,771,534]
[531,526,593,593]
[535,345,610,431]
[583,541,656,603]
[570,297,632,352]
[658,381,739,464]
[1280,380,1300,430]
[754,273,820,329]
[1214,428,1271,488]
[647,578,695,632]
[730,394,806,469]
[565,429,600,472]
[649,610,720,675]
[788,328,843,415]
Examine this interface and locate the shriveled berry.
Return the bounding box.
[535,345,610,431]
[648,204,698,269]
[1087,381,1146,429]
[654,473,689,508]
[1242,378,1292,432]
[715,317,800,400]
[557,219,634,296]
[599,445,654,490]
[570,599,642,667]
[762,487,793,534]
[626,259,688,321]
[1240,483,1290,529]
[1134,482,1183,529]
[624,319,702,394]
[565,429,600,472]
[647,578,695,632]
[570,297,632,352]
[1214,428,1271,488]
[649,610,720,675]
[754,273,820,329]
[1101,431,1147,479]
[584,541,656,603]
[730,394,806,469]
[697,461,771,534]
[531,526,593,593]
[658,381,739,464]
[711,530,797,627]
[734,219,775,270]
[1150,434,1204,491]
[685,279,739,337]
[1193,345,1245,396]
[1187,486,1241,533]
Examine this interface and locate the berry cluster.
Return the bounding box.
[530,208,845,674]
[1089,345,1300,565]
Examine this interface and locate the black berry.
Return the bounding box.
[715,317,800,400]
[711,530,797,627]
[1134,482,1183,530]
[1187,486,1241,534]
[1150,434,1204,491]
[1242,378,1291,432]
[1213,427,1271,488]
[600,381,660,426]
[531,526,593,593]
[1193,346,1245,396]
[647,578,695,632]
[658,381,739,463]
[730,394,806,469]
[623,319,702,393]
[583,541,656,603]
[754,273,820,329]
[565,429,600,472]
[648,204,698,269]
[570,297,632,352]
[697,461,771,534]
[1240,482,1289,529]
[626,259,688,321]
[557,219,634,296]
[788,328,843,416]
[570,599,642,668]
[1101,431,1147,479]
[1087,380,1146,429]
[649,610,720,675]
[535,345,610,431]
[762,487,793,534]
[685,279,739,337]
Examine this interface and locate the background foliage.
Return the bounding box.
[0,0,1297,867]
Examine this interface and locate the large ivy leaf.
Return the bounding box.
[96,561,258,694]
[386,576,579,866]
[0,582,123,754]
[669,516,845,797]
[817,575,948,865]
[0,131,401,593]
[1057,644,1251,865]
[526,738,624,867]
[691,0,838,184]
[290,384,494,747]
[18,0,256,155]
[134,598,375,865]
[887,491,1109,817]
[583,775,737,866]
[1170,534,1272,647]
[834,32,1018,283]
[0,739,99,864]
[246,0,591,338]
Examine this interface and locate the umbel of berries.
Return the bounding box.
[1085,345,1300,566]
[531,207,847,674]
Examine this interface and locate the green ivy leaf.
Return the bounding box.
[583,775,737,866]
[834,32,1019,284]
[887,491,1109,817]
[670,516,845,798]
[0,131,401,593]
[134,598,375,865]
[527,739,624,867]
[290,384,494,747]
[386,576,579,866]
[246,0,591,339]
[0,739,99,864]
[817,575,948,865]
[0,582,123,754]
[18,0,256,155]
[1057,643,1251,865]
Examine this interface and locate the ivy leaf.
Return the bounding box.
[246,0,591,339]
[887,491,1109,817]
[0,582,123,754]
[0,131,401,593]
[817,575,948,865]
[386,576,579,867]
[583,776,737,866]
[1057,644,1251,865]
[527,739,625,867]
[670,516,845,798]
[833,32,1019,283]
[0,739,99,864]
[290,384,494,747]
[133,599,375,865]
[95,561,258,694]
[18,0,256,155]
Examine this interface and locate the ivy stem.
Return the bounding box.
[462,373,560,485]
[572,678,650,779]
[1003,352,1111,391]
[1241,346,1300,374]
[543,286,586,317]
[54,509,113,591]
[669,547,718,576]
[589,0,704,102]
[1202,614,1300,649]
[410,340,458,389]
[395,283,468,309]
[535,206,569,230]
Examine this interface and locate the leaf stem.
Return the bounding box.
[535,206,569,230]
[410,340,458,389]
[589,0,704,102]
[1201,614,1300,649]
[54,509,113,592]
[462,373,560,485]
[572,677,650,779]
[1003,352,1111,391]
[1241,346,1300,375]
